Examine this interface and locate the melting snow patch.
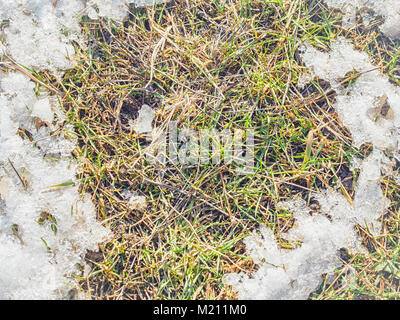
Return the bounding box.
[0,0,166,73]
[121,190,147,212]
[87,0,166,21]
[299,38,373,89]
[224,150,386,299]
[300,37,400,151]
[0,71,111,299]
[325,0,400,39]
[133,104,155,134]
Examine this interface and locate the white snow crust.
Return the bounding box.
[325,0,400,39]
[133,104,155,134]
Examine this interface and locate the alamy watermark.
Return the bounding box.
[144,122,255,175]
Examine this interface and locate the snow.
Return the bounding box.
[224,190,358,300]
[325,0,400,39]
[121,190,147,212]
[299,38,373,89]
[87,0,166,21]
[133,104,155,134]
[0,0,162,300]
[0,1,82,74]
[31,98,54,123]
[0,0,166,74]
[0,71,111,299]
[300,37,400,151]
[225,36,396,299]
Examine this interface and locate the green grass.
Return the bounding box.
[37,0,400,299]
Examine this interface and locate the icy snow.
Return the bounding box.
[31,98,54,123]
[224,191,359,300]
[133,104,155,134]
[87,0,165,21]
[300,38,400,150]
[121,190,147,212]
[325,0,400,39]
[0,0,166,74]
[0,0,162,300]
[225,151,386,299]
[299,38,373,89]
[0,72,111,299]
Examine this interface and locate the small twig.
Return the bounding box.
[8,158,27,190]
